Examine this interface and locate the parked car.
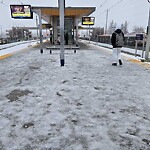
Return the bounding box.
[0,38,8,45]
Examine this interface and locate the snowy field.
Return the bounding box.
[0,41,150,150]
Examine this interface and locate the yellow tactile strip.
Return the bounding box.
[0,47,30,60]
[0,54,12,60]
[0,43,40,60]
[128,59,150,69]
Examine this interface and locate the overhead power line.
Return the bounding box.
[0,0,9,7]
[108,0,125,11]
[94,0,125,17]
[18,0,23,4]
[97,0,108,11]
[92,0,108,16]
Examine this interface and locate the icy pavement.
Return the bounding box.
[0,41,150,150]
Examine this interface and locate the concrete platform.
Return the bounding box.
[0,40,150,150]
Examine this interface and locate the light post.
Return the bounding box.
[145,0,150,60]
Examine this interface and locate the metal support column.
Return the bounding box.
[89,25,90,43]
[36,16,39,44]
[58,0,65,66]
[145,8,150,60]
[75,18,79,47]
[38,9,43,53]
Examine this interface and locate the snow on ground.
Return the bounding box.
[0,41,150,150]
[88,40,150,61]
[0,41,37,57]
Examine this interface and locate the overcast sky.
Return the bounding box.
[0,0,149,34]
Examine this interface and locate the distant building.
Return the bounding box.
[6,27,31,42]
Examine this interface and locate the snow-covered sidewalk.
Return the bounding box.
[0,41,150,150]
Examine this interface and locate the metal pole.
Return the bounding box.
[22,28,24,41]
[0,26,2,38]
[12,27,14,42]
[145,7,150,60]
[135,40,138,57]
[38,9,43,53]
[89,25,90,43]
[97,34,98,46]
[36,16,39,43]
[58,0,65,66]
[145,9,150,59]
[75,18,79,46]
[142,36,145,58]
[72,19,75,44]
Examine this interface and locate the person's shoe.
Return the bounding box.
[119,59,122,65]
[112,63,117,66]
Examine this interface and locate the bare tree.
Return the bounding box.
[121,21,128,34]
[108,20,116,34]
[91,27,104,40]
[133,26,145,33]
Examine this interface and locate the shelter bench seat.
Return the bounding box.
[46,46,80,54]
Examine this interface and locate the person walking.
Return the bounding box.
[111,28,124,66]
[57,34,60,45]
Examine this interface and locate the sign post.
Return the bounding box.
[58,0,65,66]
[135,34,144,57]
[82,16,95,44]
[89,25,90,43]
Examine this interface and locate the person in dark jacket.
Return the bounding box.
[65,32,69,45]
[50,30,53,44]
[111,28,124,66]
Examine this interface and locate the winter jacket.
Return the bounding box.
[111,29,124,48]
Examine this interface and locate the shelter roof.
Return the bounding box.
[32,7,96,18]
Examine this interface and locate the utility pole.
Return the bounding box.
[145,4,150,60]
[105,9,109,34]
